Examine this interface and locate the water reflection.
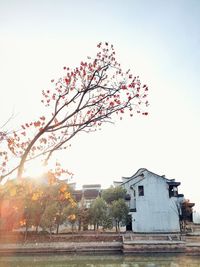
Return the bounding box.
[0,254,200,267]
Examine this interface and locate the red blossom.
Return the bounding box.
[0,42,149,182]
[34,121,41,127]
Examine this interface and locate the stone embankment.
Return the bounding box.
[0,232,123,255]
[122,233,200,255]
[0,241,122,255]
[1,232,200,255]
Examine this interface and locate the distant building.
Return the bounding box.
[115,168,194,233]
[73,184,101,208]
[70,184,101,231]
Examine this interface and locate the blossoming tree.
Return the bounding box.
[0,42,148,182]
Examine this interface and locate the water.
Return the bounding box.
[0,254,200,267]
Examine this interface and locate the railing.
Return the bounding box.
[122,233,183,242]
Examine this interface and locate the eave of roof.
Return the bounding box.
[120,168,181,187]
[167,181,181,186]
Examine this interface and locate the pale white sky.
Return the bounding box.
[0,0,200,211]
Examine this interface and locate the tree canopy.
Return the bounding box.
[102,186,127,204]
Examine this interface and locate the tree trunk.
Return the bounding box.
[35,225,39,234]
[49,226,52,240]
[17,128,46,179]
[24,224,28,242]
[56,223,59,234]
[118,221,120,232]
[78,219,81,231]
[115,220,118,232]
[72,223,74,240]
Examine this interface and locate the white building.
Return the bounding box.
[115,168,192,233]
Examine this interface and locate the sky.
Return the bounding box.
[0,0,200,213]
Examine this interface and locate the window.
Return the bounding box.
[169,185,178,197]
[133,189,136,197]
[138,185,144,196]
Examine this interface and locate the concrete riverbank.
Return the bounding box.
[0,241,122,255]
[1,233,200,255]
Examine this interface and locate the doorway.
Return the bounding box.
[126,215,132,231]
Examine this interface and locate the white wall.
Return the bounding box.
[123,171,180,232]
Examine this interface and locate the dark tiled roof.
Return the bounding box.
[167,181,181,186]
[72,190,82,202]
[82,184,101,189]
[83,189,100,199]
[72,189,100,201]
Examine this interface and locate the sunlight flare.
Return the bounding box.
[24,160,48,178]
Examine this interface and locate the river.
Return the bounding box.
[1,254,200,267]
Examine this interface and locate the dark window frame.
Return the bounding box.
[138,185,144,196]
